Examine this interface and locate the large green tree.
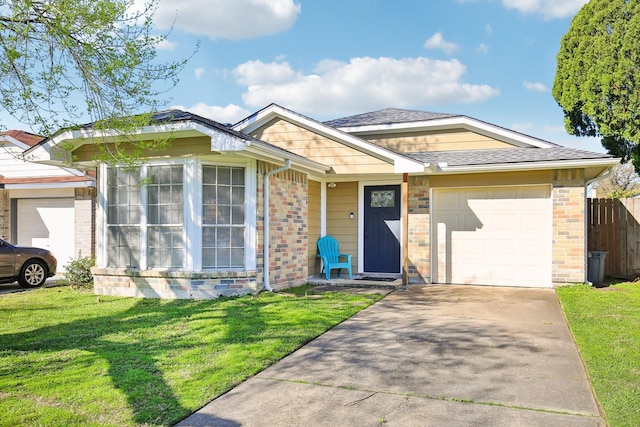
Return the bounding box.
[553,0,640,171]
[0,0,190,163]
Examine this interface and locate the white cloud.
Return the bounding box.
[502,0,588,20]
[172,102,250,124]
[152,0,301,40]
[485,24,493,35]
[155,38,176,51]
[511,122,534,133]
[194,68,205,79]
[523,81,549,92]
[233,60,299,85]
[423,32,459,55]
[476,43,490,54]
[542,125,566,133]
[233,57,499,115]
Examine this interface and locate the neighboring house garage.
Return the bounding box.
[16,197,76,268]
[432,185,552,287]
[0,131,96,272]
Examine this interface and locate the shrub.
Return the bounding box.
[64,256,95,289]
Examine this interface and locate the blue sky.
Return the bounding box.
[15,0,606,152]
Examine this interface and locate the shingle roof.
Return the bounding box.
[324,108,458,127]
[79,109,250,141]
[0,130,44,147]
[406,147,614,167]
[70,109,318,166]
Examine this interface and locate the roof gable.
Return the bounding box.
[233,104,425,174]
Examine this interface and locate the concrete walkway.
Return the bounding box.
[176,285,605,426]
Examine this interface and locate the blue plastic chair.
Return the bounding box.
[317,236,353,280]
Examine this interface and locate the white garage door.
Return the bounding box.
[17,198,75,272]
[432,186,551,287]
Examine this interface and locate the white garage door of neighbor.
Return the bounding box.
[17,198,75,272]
[432,186,552,287]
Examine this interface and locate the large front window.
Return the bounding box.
[104,162,248,270]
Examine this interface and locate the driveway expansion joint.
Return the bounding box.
[256,376,600,419]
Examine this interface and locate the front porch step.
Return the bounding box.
[306,275,402,289]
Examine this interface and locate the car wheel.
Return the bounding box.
[18,260,48,288]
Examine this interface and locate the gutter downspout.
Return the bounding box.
[584,168,613,284]
[263,159,292,291]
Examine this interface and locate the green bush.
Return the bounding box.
[63,256,95,289]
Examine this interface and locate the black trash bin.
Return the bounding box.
[587,251,607,283]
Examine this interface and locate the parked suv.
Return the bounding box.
[0,239,57,288]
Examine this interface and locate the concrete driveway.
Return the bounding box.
[176,285,605,426]
[0,276,62,295]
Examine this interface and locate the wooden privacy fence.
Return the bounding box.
[587,198,640,279]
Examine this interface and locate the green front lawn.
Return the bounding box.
[0,285,382,426]
[557,283,640,427]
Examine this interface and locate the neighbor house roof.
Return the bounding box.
[0,130,44,147]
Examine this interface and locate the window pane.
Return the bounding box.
[231,228,244,247]
[217,227,231,247]
[203,248,215,268]
[232,206,244,225]
[203,167,216,184]
[171,205,183,224]
[203,206,216,225]
[217,206,230,224]
[217,248,230,267]
[231,249,244,267]
[203,228,216,246]
[232,168,244,185]
[203,185,216,202]
[172,185,183,204]
[232,187,244,205]
[218,186,231,205]
[148,186,158,205]
[218,167,231,185]
[148,206,159,224]
[371,190,395,208]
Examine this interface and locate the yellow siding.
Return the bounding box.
[73,136,213,162]
[251,118,394,174]
[430,170,554,188]
[308,180,322,275]
[326,182,359,272]
[361,129,511,152]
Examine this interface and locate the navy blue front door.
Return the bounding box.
[364,185,401,273]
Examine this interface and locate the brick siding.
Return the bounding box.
[92,268,259,299]
[407,176,430,283]
[0,190,9,241]
[552,169,586,284]
[256,161,309,291]
[74,187,96,259]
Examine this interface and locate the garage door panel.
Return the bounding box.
[17,199,74,272]
[433,186,551,287]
